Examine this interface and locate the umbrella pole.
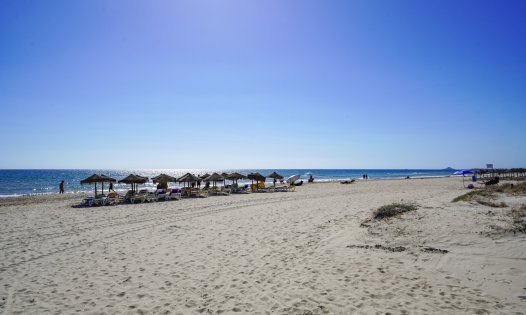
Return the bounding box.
[95,183,97,197]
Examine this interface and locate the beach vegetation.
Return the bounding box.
[452,190,495,202]
[491,182,526,195]
[476,200,507,208]
[373,203,417,220]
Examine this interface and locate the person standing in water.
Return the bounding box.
[59,180,65,194]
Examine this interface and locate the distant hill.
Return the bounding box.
[443,167,455,171]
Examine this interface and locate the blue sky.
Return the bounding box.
[1,0,525,169]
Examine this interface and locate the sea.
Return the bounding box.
[0,169,458,197]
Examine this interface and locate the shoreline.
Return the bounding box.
[0,175,456,200]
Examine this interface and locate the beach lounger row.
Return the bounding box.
[81,182,294,207]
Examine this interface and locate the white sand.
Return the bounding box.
[0,177,525,314]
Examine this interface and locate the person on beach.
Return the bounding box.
[109,182,114,192]
[59,180,64,194]
[308,175,314,183]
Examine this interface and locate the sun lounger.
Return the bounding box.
[191,188,208,198]
[146,192,156,202]
[232,184,251,194]
[168,188,182,200]
[92,196,107,206]
[155,189,167,201]
[82,196,95,206]
[130,190,149,203]
[274,185,290,192]
[106,192,122,205]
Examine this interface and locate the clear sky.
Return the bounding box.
[1,0,525,169]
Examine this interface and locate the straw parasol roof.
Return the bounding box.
[178,173,201,187]
[80,174,116,184]
[266,171,284,179]
[204,173,225,187]
[118,174,148,184]
[119,174,148,192]
[80,174,116,197]
[199,173,211,180]
[204,173,224,182]
[178,173,200,182]
[152,174,177,184]
[226,172,247,180]
[247,172,265,182]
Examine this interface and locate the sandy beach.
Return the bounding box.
[1,177,525,314]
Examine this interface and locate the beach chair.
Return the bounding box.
[190,188,208,198]
[131,190,148,203]
[220,187,231,195]
[106,192,122,205]
[181,187,192,198]
[145,192,156,202]
[274,185,289,192]
[124,190,135,203]
[155,189,167,201]
[168,188,182,200]
[82,196,95,206]
[232,184,250,194]
[92,196,107,206]
[208,186,219,196]
[255,182,274,193]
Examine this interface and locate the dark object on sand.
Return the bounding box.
[294,180,304,186]
[341,179,355,184]
[467,184,474,189]
[485,177,500,187]
[308,175,314,183]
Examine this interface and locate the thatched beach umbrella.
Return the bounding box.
[226,172,247,184]
[153,174,177,189]
[177,173,201,187]
[119,174,148,192]
[204,173,224,187]
[80,174,116,197]
[247,172,266,187]
[199,173,211,180]
[266,171,283,186]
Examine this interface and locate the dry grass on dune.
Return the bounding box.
[372,203,418,220]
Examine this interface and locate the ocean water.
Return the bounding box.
[0,169,457,197]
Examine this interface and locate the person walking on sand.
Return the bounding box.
[59,180,64,194]
[109,182,114,192]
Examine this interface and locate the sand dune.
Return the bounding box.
[1,177,525,314]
